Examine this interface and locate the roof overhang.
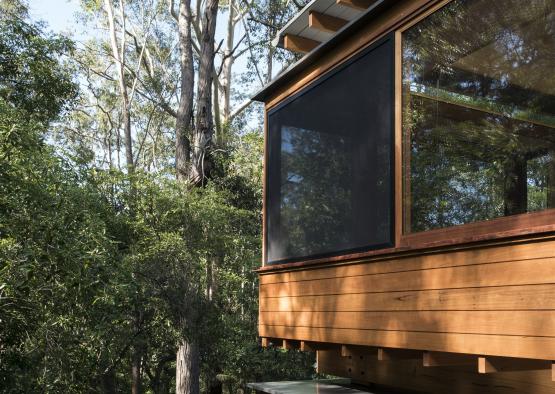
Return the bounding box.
[252,0,396,103]
[272,0,372,50]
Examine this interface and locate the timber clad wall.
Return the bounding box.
[257,0,555,390]
[259,238,555,361]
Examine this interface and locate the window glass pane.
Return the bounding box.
[267,38,394,264]
[403,0,555,233]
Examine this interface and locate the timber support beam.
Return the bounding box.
[341,345,377,358]
[308,11,348,33]
[478,356,552,374]
[300,341,336,352]
[423,351,476,367]
[378,348,421,361]
[282,339,300,350]
[283,34,320,53]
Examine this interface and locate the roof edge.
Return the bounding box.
[272,0,320,48]
[251,0,395,103]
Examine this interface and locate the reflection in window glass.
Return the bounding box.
[402,0,555,233]
[266,38,394,264]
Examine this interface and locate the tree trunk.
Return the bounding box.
[504,155,528,216]
[548,150,555,209]
[190,0,219,185]
[215,0,236,145]
[176,0,194,181]
[208,380,223,394]
[104,0,134,173]
[175,340,200,394]
[101,369,117,394]
[131,345,142,394]
[123,105,133,173]
[213,82,222,145]
[130,306,144,394]
[221,0,235,122]
[266,41,273,84]
[206,254,222,393]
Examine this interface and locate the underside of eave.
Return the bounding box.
[251,0,395,103]
[273,0,379,52]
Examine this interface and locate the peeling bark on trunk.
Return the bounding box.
[176,0,194,181]
[175,340,200,394]
[190,0,219,185]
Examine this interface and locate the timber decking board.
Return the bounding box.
[259,258,555,297]
[259,325,555,360]
[259,310,555,337]
[259,238,555,284]
[260,284,555,312]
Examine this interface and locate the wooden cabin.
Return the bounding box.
[252,0,555,392]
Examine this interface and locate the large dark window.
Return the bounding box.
[266,37,394,264]
[403,0,555,233]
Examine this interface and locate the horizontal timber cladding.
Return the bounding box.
[258,238,555,284]
[258,238,555,360]
[317,348,555,394]
[260,285,555,312]
[259,311,555,337]
[260,258,555,297]
[259,325,555,360]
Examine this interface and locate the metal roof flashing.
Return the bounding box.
[251,0,395,103]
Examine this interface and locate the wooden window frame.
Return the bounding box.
[396,0,555,249]
[260,0,555,269]
[263,35,396,266]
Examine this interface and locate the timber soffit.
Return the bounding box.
[251,0,397,102]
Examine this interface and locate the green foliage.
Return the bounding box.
[0,106,314,392]
[0,100,126,391]
[0,4,315,393]
[0,6,77,124]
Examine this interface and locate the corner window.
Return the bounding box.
[402,0,555,233]
[266,37,394,264]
